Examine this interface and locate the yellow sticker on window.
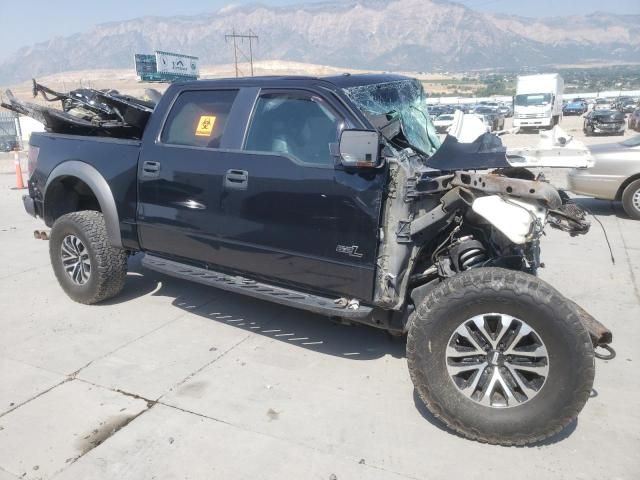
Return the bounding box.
[195,116,216,137]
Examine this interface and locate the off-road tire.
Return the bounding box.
[407,267,595,446]
[622,179,640,220]
[50,211,127,304]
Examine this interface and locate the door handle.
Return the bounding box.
[142,161,161,178]
[224,169,248,190]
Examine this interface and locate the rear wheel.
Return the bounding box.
[622,179,640,220]
[50,211,127,304]
[407,268,594,445]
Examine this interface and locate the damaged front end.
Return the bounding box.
[342,79,611,353]
[1,80,160,139]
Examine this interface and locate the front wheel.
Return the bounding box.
[407,268,594,445]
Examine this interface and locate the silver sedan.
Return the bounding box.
[568,135,640,219]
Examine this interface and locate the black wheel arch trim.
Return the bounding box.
[44,161,122,248]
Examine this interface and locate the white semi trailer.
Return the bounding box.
[513,74,564,130]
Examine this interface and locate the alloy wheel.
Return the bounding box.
[632,188,640,213]
[446,313,549,408]
[60,234,91,285]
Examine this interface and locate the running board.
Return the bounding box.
[142,254,373,320]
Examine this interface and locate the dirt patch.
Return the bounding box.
[74,412,143,457]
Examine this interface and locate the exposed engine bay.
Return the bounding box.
[1,80,161,139]
[339,80,595,318]
[372,134,591,317]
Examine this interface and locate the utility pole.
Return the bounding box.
[224,29,259,78]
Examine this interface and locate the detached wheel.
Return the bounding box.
[622,179,640,220]
[50,211,127,304]
[407,267,594,446]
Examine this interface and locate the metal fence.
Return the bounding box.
[0,110,21,150]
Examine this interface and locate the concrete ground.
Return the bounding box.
[0,115,638,479]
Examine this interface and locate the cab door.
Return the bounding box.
[137,88,244,264]
[209,89,386,300]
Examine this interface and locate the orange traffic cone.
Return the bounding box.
[14,153,25,190]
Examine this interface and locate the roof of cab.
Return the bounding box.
[171,73,412,90]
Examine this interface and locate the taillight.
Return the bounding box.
[27,146,39,178]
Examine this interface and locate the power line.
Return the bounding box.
[224,29,259,78]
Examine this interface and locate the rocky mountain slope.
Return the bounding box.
[1,0,638,84]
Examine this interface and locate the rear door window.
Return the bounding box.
[162,90,238,149]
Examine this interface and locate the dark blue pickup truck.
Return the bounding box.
[8,74,613,446]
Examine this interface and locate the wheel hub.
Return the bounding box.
[60,234,91,285]
[446,313,549,408]
[487,350,502,366]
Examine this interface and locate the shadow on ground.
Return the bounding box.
[572,197,626,218]
[103,254,405,362]
[101,255,591,445]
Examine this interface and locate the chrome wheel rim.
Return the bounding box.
[633,189,640,212]
[446,313,549,408]
[61,234,91,285]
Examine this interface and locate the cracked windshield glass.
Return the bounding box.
[343,79,441,156]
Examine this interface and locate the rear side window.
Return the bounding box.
[162,90,238,148]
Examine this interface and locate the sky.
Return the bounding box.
[0,0,639,61]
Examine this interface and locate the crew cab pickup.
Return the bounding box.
[16,74,613,446]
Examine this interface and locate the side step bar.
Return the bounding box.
[142,254,373,320]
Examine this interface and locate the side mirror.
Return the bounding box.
[338,129,381,168]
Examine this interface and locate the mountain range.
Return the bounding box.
[1,0,639,85]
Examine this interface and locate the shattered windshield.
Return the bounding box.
[342,79,441,156]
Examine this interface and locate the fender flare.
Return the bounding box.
[44,161,122,248]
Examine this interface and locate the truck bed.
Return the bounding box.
[29,132,141,245]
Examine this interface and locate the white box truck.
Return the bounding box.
[513,74,564,130]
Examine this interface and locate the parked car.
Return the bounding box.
[583,109,626,136]
[594,98,613,110]
[563,100,587,116]
[615,97,637,113]
[621,101,639,114]
[472,106,505,131]
[568,135,640,219]
[628,108,640,131]
[497,104,513,118]
[8,74,613,446]
[433,113,455,133]
[428,105,445,120]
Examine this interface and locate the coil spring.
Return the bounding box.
[458,247,487,270]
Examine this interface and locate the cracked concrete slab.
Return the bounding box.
[160,326,639,480]
[0,467,19,480]
[0,358,64,416]
[0,261,221,374]
[0,380,149,479]
[77,313,253,400]
[55,403,410,480]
